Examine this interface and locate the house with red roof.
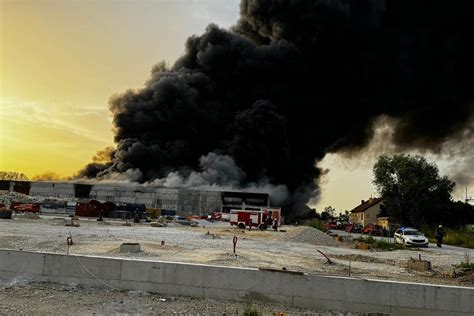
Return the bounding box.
[349,197,384,226]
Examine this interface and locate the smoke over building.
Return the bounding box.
[77,0,474,215]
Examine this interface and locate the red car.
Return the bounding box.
[324,221,338,230]
[362,224,382,236]
[344,223,362,233]
[14,203,40,213]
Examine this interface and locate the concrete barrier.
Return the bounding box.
[0,249,473,315]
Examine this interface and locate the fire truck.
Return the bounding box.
[209,212,231,221]
[230,207,281,229]
[260,207,281,224]
[230,209,266,229]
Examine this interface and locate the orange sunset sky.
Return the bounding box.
[0,0,470,211]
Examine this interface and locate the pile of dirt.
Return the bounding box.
[283,227,338,246]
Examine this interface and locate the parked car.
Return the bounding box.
[393,227,429,247]
[345,223,363,233]
[337,221,349,230]
[324,221,338,230]
[362,224,382,236]
[175,216,198,227]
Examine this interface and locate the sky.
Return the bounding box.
[0,0,471,212]
[1,0,239,176]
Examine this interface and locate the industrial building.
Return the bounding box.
[0,180,269,215]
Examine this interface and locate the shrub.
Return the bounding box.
[307,219,327,232]
[243,299,261,316]
[354,236,404,251]
[443,228,474,249]
[373,239,404,251]
[354,236,375,244]
[421,225,474,249]
[460,251,474,269]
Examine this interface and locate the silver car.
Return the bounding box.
[394,227,429,247]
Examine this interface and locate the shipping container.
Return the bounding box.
[66,201,77,214]
[110,203,147,219]
[161,209,176,216]
[146,207,161,218]
[75,199,103,217]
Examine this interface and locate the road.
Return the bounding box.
[330,229,474,257]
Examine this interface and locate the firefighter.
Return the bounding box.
[272,218,278,231]
[435,225,445,247]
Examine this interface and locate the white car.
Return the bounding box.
[394,227,429,247]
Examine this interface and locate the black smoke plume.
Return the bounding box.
[78,0,474,214]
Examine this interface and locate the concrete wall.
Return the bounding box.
[0,249,472,315]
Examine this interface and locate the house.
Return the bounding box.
[376,216,391,230]
[349,197,384,226]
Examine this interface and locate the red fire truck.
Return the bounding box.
[260,207,281,224]
[230,209,272,229]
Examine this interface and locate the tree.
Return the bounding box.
[373,154,454,226]
[338,210,349,222]
[31,171,67,181]
[307,208,321,219]
[321,206,336,220]
[0,171,29,181]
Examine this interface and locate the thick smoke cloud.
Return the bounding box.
[78,0,474,215]
[150,152,290,206]
[154,153,246,188]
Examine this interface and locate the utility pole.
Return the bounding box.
[465,187,473,204]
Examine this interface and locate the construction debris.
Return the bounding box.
[120,242,141,253]
[355,242,370,250]
[407,257,431,271]
[65,216,80,227]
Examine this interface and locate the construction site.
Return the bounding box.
[4,0,474,313]
[1,181,473,315]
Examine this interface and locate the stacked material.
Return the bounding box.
[0,191,74,214]
[0,191,39,206]
[283,226,338,246]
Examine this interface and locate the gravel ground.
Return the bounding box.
[0,216,472,314]
[1,280,344,316]
[0,216,472,285]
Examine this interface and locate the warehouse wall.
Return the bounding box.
[9,181,223,215]
[177,190,222,215]
[0,250,472,315]
[30,182,75,198]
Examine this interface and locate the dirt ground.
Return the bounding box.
[0,281,339,316]
[0,215,473,314]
